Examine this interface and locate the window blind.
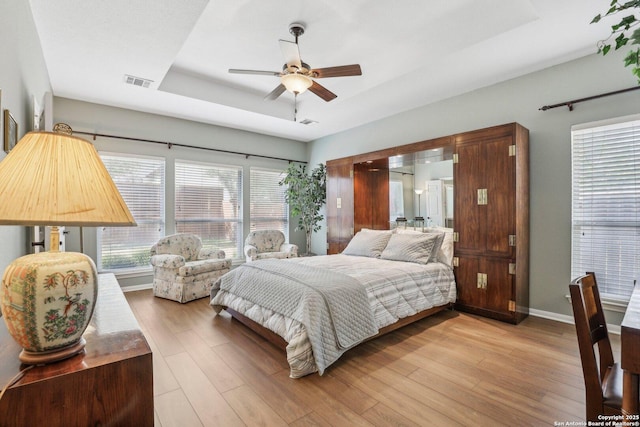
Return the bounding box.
[571,116,640,300]
[175,160,243,259]
[98,153,165,271]
[249,167,289,238]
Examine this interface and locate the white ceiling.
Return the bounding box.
[28,0,614,142]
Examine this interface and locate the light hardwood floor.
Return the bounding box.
[124,289,611,427]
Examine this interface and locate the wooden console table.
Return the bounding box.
[0,273,153,427]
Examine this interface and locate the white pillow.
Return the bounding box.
[396,227,453,266]
[380,233,440,264]
[342,230,392,258]
[425,227,454,267]
[395,229,444,264]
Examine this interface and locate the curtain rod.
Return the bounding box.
[539,86,640,112]
[72,130,307,164]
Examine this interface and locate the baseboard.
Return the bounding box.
[529,308,621,335]
[529,308,574,325]
[121,283,153,293]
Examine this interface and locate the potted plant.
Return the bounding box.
[279,163,327,255]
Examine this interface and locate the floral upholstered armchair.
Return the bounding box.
[150,233,231,303]
[244,230,298,262]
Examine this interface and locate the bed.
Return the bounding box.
[210,227,456,378]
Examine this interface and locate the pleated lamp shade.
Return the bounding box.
[0,126,136,365]
[0,129,136,226]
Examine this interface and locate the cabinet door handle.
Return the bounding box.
[477,189,487,205]
[477,273,487,289]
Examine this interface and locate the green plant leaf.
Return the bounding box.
[619,15,638,30]
[615,32,629,49]
[602,44,612,55]
[591,14,602,24]
[612,17,637,32]
[624,48,640,66]
[622,1,640,9]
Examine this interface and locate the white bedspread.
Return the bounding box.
[211,254,456,377]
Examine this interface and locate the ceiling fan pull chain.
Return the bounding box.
[294,93,298,122]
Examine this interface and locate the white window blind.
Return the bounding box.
[175,160,243,259]
[571,116,640,300]
[249,168,289,238]
[98,153,165,271]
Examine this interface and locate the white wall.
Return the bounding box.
[53,98,309,287]
[0,0,52,273]
[309,50,640,323]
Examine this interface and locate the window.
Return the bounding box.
[571,116,640,300]
[249,167,288,238]
[175,160,243,259]
[98,153,165,271]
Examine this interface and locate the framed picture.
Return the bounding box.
[4,109,17,153]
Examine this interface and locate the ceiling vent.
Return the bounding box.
[299,119,318,125]
[123,74,153,88]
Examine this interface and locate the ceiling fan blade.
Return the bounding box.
[279,39,302,69]
[264,84,286,101]
[308,81,337,102]
[311,64,362,78]
[229,69,281,76]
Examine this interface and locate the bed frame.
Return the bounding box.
[222,303,454,351]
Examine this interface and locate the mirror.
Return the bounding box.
[389,148,453,229]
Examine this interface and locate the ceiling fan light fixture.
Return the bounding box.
[281,73,312,94]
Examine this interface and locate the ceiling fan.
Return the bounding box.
[229,23,362,103]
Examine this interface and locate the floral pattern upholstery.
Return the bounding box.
[150,233,231,303]
[244,230,298,262]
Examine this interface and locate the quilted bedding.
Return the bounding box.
[211,254,456,378]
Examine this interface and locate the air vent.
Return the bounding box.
[299,119,318,125]
[123,74,153,88]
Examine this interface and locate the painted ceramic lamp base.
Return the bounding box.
[0,251,98,365]
[19,337,87,364]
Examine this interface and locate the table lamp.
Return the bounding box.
[0,124,136,364]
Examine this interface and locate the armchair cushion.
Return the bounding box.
[179,259,231,276]
[150,254,185,269]
[198,248,226,260]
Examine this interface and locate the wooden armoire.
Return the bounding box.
[452,123,529,324]
[325,123,529,324]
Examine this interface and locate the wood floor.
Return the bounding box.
[124,289,611,427]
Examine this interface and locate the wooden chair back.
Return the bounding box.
[569,272,620,420]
